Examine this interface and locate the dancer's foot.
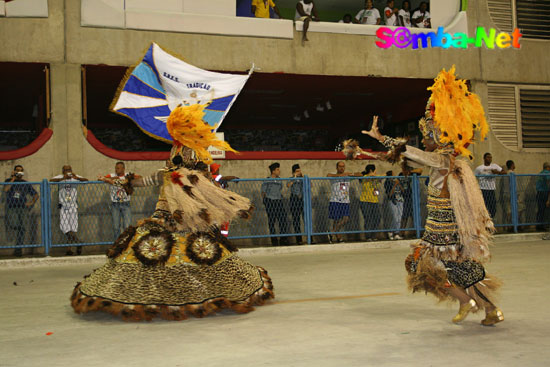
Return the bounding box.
[301,37,308,46]
[65,249,74,256]
[452,299,478,323]
[76,246,82,255]
[481,307,504,326]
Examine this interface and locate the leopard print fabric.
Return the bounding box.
[79,255,266,305]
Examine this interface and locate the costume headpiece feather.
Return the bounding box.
[423,65,489,159]
[166,103,237,164]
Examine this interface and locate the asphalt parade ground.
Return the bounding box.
[1,236,549,367]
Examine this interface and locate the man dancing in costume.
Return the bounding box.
[353,66,503,326]
[70,103,274,321]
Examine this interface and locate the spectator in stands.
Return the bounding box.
[50,165,89,255]
[295,0,319,46]
[354,0,381,25]
[3,165,38,257]
[359,164,381,242]
[251,0,283,19]
[535,162,550,230]
[261,163,289,246]
[398,0,412,27]
[499,160,524,232]
[210,163,239,237]
[327,161,362,243]
[384,170,404,240]
[399,168,415,236]
[412,1,431,28]
[99,162,141,241]
[287,164,305,245]
[475,152,505,219]
[384,0,398,26]
[339,13,353,24]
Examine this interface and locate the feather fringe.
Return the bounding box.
[447,159,495,262]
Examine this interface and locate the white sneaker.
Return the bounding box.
[394,234,403,240]
[388,233,394,240]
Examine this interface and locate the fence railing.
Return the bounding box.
[1,173,549,255]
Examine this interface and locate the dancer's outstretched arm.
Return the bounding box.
[362,116,448,169]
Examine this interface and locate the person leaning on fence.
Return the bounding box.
[98,162,142,240]
[359,164,381,242]
[499,160,524,232]
[50,165,89,256]
[474,153,505,220]
[535,162,550,231]
[3,165,38,257]
[210,163,239,237]
[286,163,305,245]
[327,161,362,243]
[261,162,289,246]
[384,170,404,240]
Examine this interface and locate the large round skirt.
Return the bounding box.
[70,221,274,321]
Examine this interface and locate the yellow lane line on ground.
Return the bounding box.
[273,292,401,304]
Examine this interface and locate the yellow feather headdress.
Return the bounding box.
[422,65,490,159]
[167,103,237,164]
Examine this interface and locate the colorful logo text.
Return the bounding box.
[376,26,522,50]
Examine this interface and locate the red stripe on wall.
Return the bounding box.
[86,129,377,161]
[0,128,53,160]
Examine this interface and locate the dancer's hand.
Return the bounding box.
[361,116,384,142]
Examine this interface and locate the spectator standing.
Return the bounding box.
[339,13,353,24]
[359,164,381,241]
[251,0,283,19]
[384,0,398,26]
[3,165,38,257]
[261,163,289,246]
[384,170,404,240]
[499,160,525,231]
[355,0,381,25]
[327,161,362,243]
[535,162,550,230]
[295,0,319,46]
[210,163,239,236]
[398,0,412,27]
[287,164,305,245]
[474,153,505,219]
[99,162,141,240]
[50,165,89,255]
[412,1,431,28]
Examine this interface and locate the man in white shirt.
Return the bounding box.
[474,152,506,219]
[327,161,362,243]
[355,0,380,25]
[99,162,141,241]
[412,1,431,28]
[50,165,88,255]
[384,0,398,26]
[398,0,412,27]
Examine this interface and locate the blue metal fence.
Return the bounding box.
[0,173,549,255]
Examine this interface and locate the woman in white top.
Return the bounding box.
[295,0,318,46]
[412,1,431,28]
[355,0,380,25]
[384,0,398,26]
[398,0,412,27]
